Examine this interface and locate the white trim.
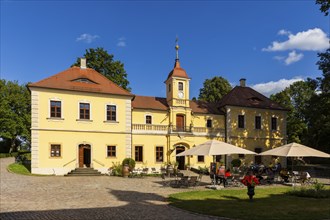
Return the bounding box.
[31,167,73,176]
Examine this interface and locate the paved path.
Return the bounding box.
[0,158,223,220]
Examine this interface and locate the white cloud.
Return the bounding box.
[76,33,99,43]
[251,77,304,97]
[263,28,329,52]
[278,29,291,36]
[117,37,126,47]
[284,51,304,65]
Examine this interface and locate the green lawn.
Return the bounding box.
[7,162,31,175]
[168,187,330,220]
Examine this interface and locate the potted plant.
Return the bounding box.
[122,158,136,177]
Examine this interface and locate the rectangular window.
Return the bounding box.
[107,146,116,157]
[178,82,183,91]
[106,105,116,121]
[168,84,171,92]
[146,115,152,124]
[135,146,143,162]
[156,146,163,162]
[80,103,90,119]
[207,119,212,128]
[238,115,245,128]
[50,101,61,118]
[271,117,277,130]
[238,154,245,159]
[50,144,61,157]
[198,155,205,162]
[255,116,261,129]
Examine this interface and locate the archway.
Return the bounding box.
[79,144,91,168]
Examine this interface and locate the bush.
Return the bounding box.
[231,158,241,168]
[122,158,136,170]
[287,182,330,198]
[110,162,123,176]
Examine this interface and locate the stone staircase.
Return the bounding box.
[65,168,103,176]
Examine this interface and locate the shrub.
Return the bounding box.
[110,162,123,176]
[231,158,241,168]
[122,158,136,170]
[287,182,330,198]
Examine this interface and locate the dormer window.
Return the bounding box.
[178,82,183,91]
[72,78,97,84]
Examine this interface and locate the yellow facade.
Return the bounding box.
[29,58,287,175]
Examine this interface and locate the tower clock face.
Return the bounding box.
[178,91,184,99]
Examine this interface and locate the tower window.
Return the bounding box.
[178,82,183,91]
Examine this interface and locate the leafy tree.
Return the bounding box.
[0,80,31,153]
[72,47,131,91]
[316,0,330,16]
[270,80,317,143]
[304,49,330,153]
[316,48,330,93]
[198,76,232,102]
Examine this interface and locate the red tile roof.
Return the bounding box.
[132,95,224,114]
[166,60,189,80]
[132,96,169,111]
[28,66,133,97]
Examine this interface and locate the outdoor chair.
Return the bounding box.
[141,168,149,177]
[196,173,203,186]
[151,167,159,174]
[178,176,189,187]
[161,173,171,187]
[188,176,198,187]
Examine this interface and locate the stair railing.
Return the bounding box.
[93,159,105,167]
[63,158,76,167]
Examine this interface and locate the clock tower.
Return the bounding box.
[165,40,190,108]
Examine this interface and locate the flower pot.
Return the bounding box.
[122,164,129,178]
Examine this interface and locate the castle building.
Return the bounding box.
[28,45,287,175]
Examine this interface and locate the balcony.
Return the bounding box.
[132,124,168,134]
[132,124,225,137]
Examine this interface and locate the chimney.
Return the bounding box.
[239,78,246,87]
[80,58,87,69]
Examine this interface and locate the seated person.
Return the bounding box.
[279,168,289,182]
[216,164,226,185]
[265,167,275,183]
[223,168,231,187]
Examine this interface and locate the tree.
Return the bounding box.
[198,76,232,102]
[304,49,330,153]
[270,80,317,143]
[316,0,330,16]
[0,80,31,153]
[72,47,131,91]
[316,48,330,93]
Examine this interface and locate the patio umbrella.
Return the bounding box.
[176,140,257,157]
[258,142,330,158]
[176,140,256,189]
[259,142,330,184]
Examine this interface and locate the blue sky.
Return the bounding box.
[1,0,329,98]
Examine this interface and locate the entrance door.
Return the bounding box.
[176,146,185,170]
[176,115,184,132]
[79,144,91,168]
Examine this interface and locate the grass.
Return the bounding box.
[7,162,31,175]
[168,186,330,220]
[7,162,49,176]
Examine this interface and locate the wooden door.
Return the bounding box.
[176,115,184,131]
[79,145,84,168]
